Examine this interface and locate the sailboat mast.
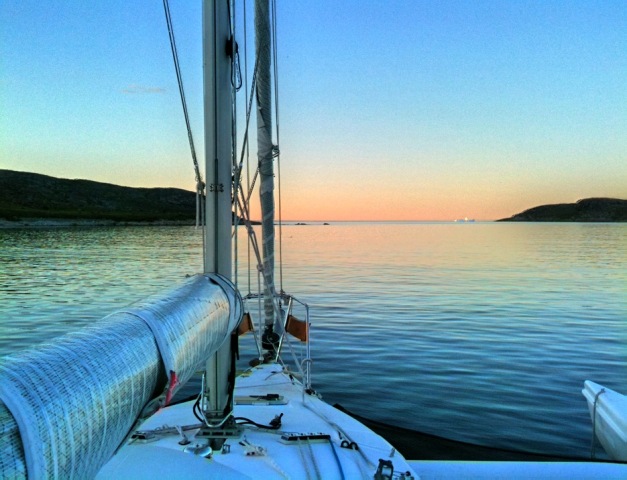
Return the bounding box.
[255,0,276,330]
[202,0,234,426]
[204,0,233,278]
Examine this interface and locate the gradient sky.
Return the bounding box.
[1,1,625,221]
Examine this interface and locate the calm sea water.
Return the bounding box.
[1,223,625,458]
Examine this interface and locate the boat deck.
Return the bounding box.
[97,365,627,479]
[98,363,417,479]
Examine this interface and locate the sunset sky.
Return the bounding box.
[1,1,625,221]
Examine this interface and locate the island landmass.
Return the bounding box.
[0,169,258,227]
[497,198,627,222]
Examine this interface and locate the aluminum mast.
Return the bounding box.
[202,0,235,429]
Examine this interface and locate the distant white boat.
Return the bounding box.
[454,217,475,223]
[582,380,627,461]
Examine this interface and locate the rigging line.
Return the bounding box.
[235,160,259,218]
[235,195,266,293]
[236,195,270,292]
[306,437,322,480]
[234,59,259,172]
[229,4,241,223]
[210,0,220,272]
[232,55,260,287]
[232,56,261,222]
[301,399,375,472]
[257,269,263,347]
[244,0,252,294]
[231,0,239,285]
[231,44,260,292]
[590,388,606,459]
[162,0,205,260]
[226,0,243,91]
[231,53,259,225]
[271,0,284,293]
[236,54,260,175]
[235,189,285,333]
[296,437,314,480]
[226,0,232,34]
[162,0,203,189]
[277,314,307,381]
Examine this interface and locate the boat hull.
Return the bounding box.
[583,380,627,461]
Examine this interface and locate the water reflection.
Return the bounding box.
[1,223,626,457]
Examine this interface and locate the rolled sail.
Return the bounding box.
[0,274,242,479]
[121,273,243,398]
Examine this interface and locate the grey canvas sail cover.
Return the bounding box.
[255,0,277,329]
[0,274,242,479]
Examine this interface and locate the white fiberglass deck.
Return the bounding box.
[97,365,627,479]
[98,363,417,479]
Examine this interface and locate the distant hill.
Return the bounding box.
[0,169,256,225]
[498,198,627,222]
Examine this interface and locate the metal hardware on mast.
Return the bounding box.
[255,0,277,348]
[202,0,235,434]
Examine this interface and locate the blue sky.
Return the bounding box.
[1,0,625,220]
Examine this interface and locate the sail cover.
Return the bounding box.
[121,273,242,395]
[0,274,242,479]
[255,0,277,328]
